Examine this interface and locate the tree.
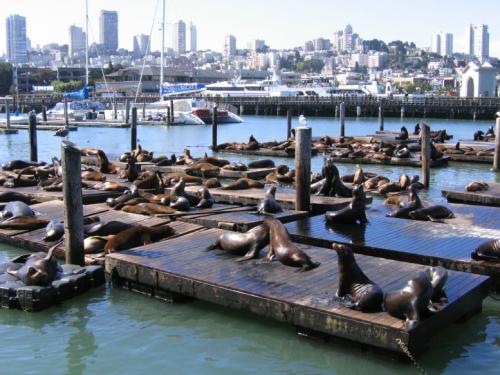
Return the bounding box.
[31,68,56,85]
[51,80,84,92]
[363,39,388,52]
[0,62,13,95]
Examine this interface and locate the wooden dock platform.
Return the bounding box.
[442,182,500,207]
[105,228,489,356]
[217,148,319,158]
[142,164,276,180]
[182,186,365,213]
[285,215,500,281]
[325,155,449,168]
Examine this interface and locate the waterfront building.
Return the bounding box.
[172,20,186,54]
[99,10,119,52]
[6,14,27,64]
[460,61,496,97]
[189,23,197,52]
[133,34,150,58]
[465,24,489,60]
[69,25,86,56]
[224,35,237,57]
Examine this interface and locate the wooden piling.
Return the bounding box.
[64,99,69,126]
[239,105,244,115]
[170,99,174,123]
[131,107,138,151]
[294,126,311,211]
[113,97,118,120]
[142,101,146,120]
[28,113,38,162]
[334,105,338,118]
[166,107,171,125]
[61,140,85,266]
[356,106,361,117]
[378,105,384,131]
[42,104,47,122]
[287,109,292,139]
[212,106,218,150]
[339,102,345,137]
[125,99,130,124]
[421,123,431,188]
[401,106,405,119]
[493,118,500,171]
[4,97,11,129]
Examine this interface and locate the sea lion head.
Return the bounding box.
[332,243,354,258]
[267,185,277,196]
[275,165,289,175]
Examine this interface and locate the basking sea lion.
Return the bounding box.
[352,164,365,185]
[112,197,149,211]
[185,163,220,178]
[471,239,500,262]
[0,201,35,220]
[204,178,221,189]
[43,220,64,242]
[426,266,448,303]
[205,223,269,261]
[170,196,190,211]
[1,160,44,171]
[119,157,140,182]
[334,244,383,312]
[222,162,247,171]
[164,172,202,184]
[81,170,107,182]
[103,224,175,253]
[466,181,489,192]
[0,216,49,230]
[220,177,264,190]
[121,203,177,215]
[257,185,282,215]
[384,269,444,331]
[0,191,36,205]
[94,181,130,192]
[386,184,423,219]
[364,176,389,190]
[200,153,230,167]
[265,218,320,271]
[106,188,139,208]
[84,236,111,254]
[248,159,275,169]
[133,171,164,190]
[325,184,368,225]
[3,173,38,188]
[394,147,411,159]
[395,126,409,141]
[162,178,200,206]
[377,182,401,195]
[195,187,214,209]
[85,221,135,236]
[7,243,60,286]
[408,205,454,222]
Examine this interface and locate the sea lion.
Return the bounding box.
[0,191,36,205]
[333,244,383,312]
[325,184,368,225]
[106,188,138,208]
[0,201,35,220]
[43,220,64,242]
[408,205,454,222]
[164,172,202,184]
[94,181,130,192]
[200,153,230,167]
[257,185,282,215]
[248,159,275,169]
[352,165,365,185]
[386,184,423,219]
[121,203,177,215]
[377,182,402,195]
[1,160,44,171]
[265,218,320,271]
[413,123,421,135]
[81,170,107,182]
[185,162,220,178]
[84,236,111,254]
[170,196,190,211]
[119,157,140,182]
[220,178,264,190]
[222,162,247,171]
[466,181,489,192]
[205,223,270,261]
[471,239,500,262]
[112,197,149,211]
[395,126,409,141]
[364,176,389,190]
[85,221,135,236]
[0,216,50,230]
[195,187,214,209]
[204,178,221,189]
[7,243,60,286]
[103,224,175,253]
[384,269,441,331]
[426,266,448,303]
[162,178,200,206]
[394,147,411,159]
[133,171,163,190]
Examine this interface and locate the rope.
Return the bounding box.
[134,0,160,102]
[395,339,427,375]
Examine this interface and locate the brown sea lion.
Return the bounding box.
[121,203,177,215]
[2,160,45,171]
[133,171,163,190]
[265,218,320,271]
[222,162,247,171]
[353,164,365,185]
[333,244,383,312]
[85,221,135,236]
[377,182,401,195]
[248,159,275,169]
[164,172,202,184]
[220,178,264,190]
[204,178,221,189]
[81,170,107,182]
[113,197,149,210]
[205,223,269,261]
[364,176,389,190]
[257,185,282,215]
[386,184,423,219]
[94,182,130,192]
[162,178,200,206]
[103,224,175,253]
[84,236,111,254]
[471,239,500,262]
[325,184,368,225]
[7,243,60,286]
[200,153,230,167]
[119,157,140,182]
[185,163,220,178]
[466,181,489,192]
[0,191,36,205]
[0,216,50,230]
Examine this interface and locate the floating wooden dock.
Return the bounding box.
[442,183,500,207]
[285,215,500,282]
[325,155,449,168]
[182,186,365,213]
[142,164,276,180]
[217,148,319,158]
[105,228,489,356]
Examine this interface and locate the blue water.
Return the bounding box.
[0,115,499,374]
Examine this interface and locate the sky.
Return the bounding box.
[0,0,498,57]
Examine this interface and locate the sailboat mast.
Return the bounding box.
[159,0,165,98]
[85,0,89,86]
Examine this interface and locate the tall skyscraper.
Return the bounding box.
[133,34,150,58]
[6,15,27,64]
[225,35,237,57]
[99,10,118,52]
[247,39,265,51]
[172,20,186,54]
[431,32,441,54]
[189,22,197,52]
[441,33,453,56]
[69,25,86,56]
[465,24,489,59]
[343,24,353,52]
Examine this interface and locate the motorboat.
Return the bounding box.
[39,100,106,121]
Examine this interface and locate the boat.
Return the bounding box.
[41,100,106,121]
[0,112,30,125]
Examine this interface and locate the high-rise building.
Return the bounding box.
[465,24,489,59]
[343,24,353,52]
[172,20,186,54]
[6,14,27,64]
[441,33,453,56]
[133,34,150,58]
[99,10,118,52]
[225,35,237,57]
[69,25,86,56]
[431,32,441,54]
[189,22,197,52]
[247,39,265,52]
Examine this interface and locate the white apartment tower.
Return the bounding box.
[6,15,27,64]
[69,25,86,56]
[465,24,489,60]
[100,10,119,51]
[431,32,441,54]
[189,23,197,52]
[225,35,237,57]
[172,20,186,54]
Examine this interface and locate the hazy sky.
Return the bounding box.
[0,0,498,57]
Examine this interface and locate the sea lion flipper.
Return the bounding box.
[427,215,444,223]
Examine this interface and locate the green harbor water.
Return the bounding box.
[0,115,499,374]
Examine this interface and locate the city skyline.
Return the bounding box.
[0,0,498,57]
